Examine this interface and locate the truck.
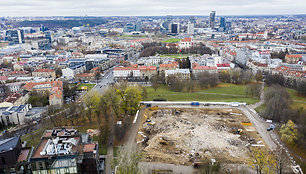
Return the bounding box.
[191,102,200,106]
[150,106,159,111]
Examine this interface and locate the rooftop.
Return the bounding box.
[0,136,20,153]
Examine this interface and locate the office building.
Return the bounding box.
[220,17,226,31]
[38,39,51,50]
[171,23,180,34]
[6,29,25,45]
[209,11,216,29]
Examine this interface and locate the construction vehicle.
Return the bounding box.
[150,106,159,111]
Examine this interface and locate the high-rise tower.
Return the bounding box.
[209,11,216,29]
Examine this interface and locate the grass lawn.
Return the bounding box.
[160,54,196,59]
[162,38,181,43]
[21,126,51,148]
[145,83,259,104]
[77,84,96,91]
[286,88,306,109]
[113,146,120,157]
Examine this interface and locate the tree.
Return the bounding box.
[219,70,231,83]
[83,91,101,122]
[121,86,142,115]
[55,68,62,78]
[150,74,159,92]
[111,147,143,174]
[280,120,298,144]
[197,158,221,174]
[263,85,291,121]
[297,81,306,96]
[28,90,49,107]
[265,73,285,86]
[274,148,289,174]
[248,147,276,174]
[141,87,148,100]
[246,83,261,99]
[230,69,242,84]
[255,70,263,82]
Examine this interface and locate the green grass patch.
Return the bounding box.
[113,146,120,157]
[254,104,266,114]
[286,88,306,109]
[21,126,50,148]
[145,83,259,104]
[160,54,196,59]
[162,38,181,43]
[77,84,95,91]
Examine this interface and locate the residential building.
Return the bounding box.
[139,66,157,79]
[179,38,194,49]
[285,54,303,64]
[30,128,99,174]
[0,136,32,174]
[165,69,190,81]
[0,104,31,126]
[32,69,56,79]
[114,67,141,79]
[159,62,179,73]
[187,21,195,35]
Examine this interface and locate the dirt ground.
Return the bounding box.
[137,107,266,166]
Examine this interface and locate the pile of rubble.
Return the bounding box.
[138,108,264,165]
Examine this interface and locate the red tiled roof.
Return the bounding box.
[22,81,63,91]
[75,73,95,78]
[83,144,96,153]
[114,67,139,71]
[139,66,157,71]
[33,69,54,73]
[181,38,192,42]
[216,64,230,67]
[193,66,217,70]
[160,62,178,68]
[285,54,302,59]
[4,93,22,103]
[0,76,8,81]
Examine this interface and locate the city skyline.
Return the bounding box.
[0,0,305,17]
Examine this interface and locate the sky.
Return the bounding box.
[0,0,305,16]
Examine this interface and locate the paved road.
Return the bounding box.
[93,68,114,94]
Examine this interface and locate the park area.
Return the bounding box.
[144,83,259,104]
[162,38,181,43]
[137,107,268,172]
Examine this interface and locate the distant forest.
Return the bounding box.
[18,19,108,29]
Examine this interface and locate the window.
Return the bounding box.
[2,157,5,165]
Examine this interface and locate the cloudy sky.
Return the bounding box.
[0,0,305,16]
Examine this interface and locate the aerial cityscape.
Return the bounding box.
[0,0,305,173]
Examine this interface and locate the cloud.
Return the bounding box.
[0,0,305,16]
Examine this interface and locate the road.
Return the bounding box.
[93,68,115,94]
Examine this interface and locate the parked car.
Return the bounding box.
[267,124,275,131]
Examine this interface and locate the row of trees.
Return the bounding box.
[265,73,306,97]
[83,83,143,145]
[150,69,262,94]
[260,85,306,149]
[139,42,214,58]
